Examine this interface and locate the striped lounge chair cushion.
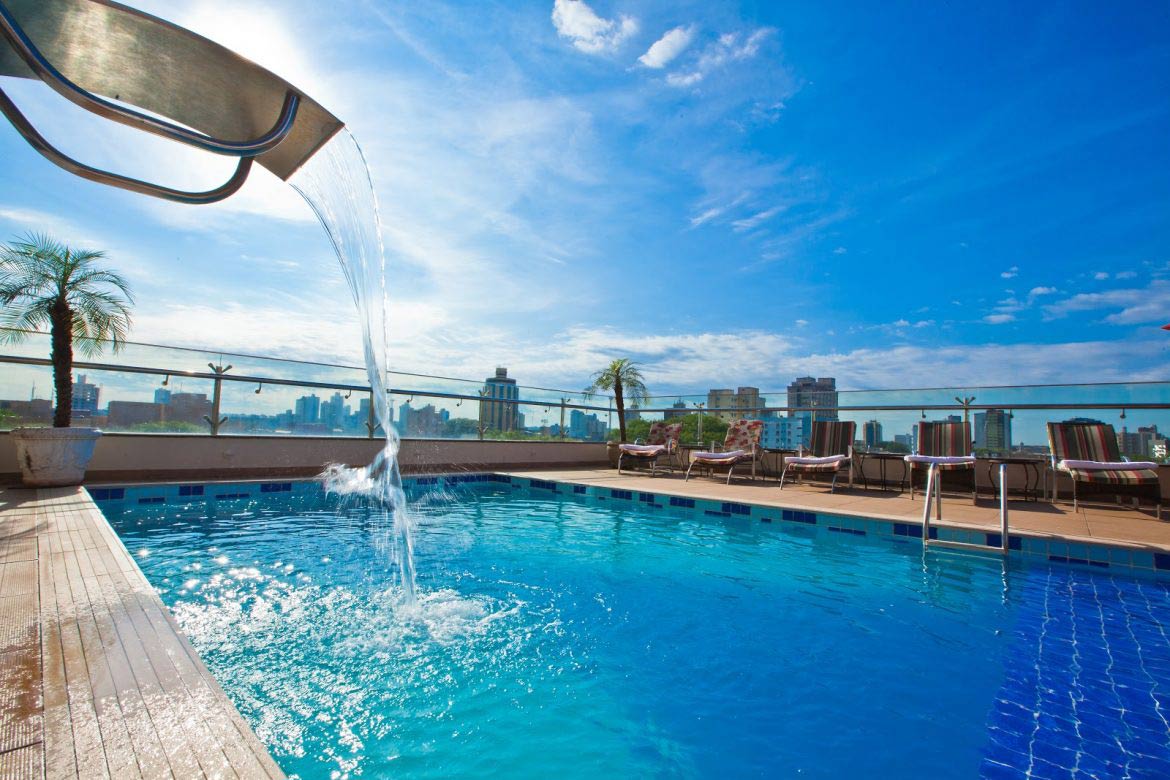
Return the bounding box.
[1062,467,1159,486]
[1047,422,1123,463]
[808,420,856,458]
[786,454,847,472]
[905,454,976,471]
[916,421,973,459]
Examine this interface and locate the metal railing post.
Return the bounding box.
[999,463,1009,553]
[202,362,230,435]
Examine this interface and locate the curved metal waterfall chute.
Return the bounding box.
[0,0,343,204]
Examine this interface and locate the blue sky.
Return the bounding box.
[1,0,1168,395]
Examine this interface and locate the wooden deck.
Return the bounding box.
[0,487,284,780]
[1,470,1167,779]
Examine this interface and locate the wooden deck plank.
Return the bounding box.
[70,538,172,780]
[39,537,78,780]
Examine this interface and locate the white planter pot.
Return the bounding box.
[11,427,102,487]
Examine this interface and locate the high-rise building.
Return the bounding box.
[399,403,444,437]
[786,377,838,421]
[72,374,100,413]
[481,367,519,432]
[294,394,320,424]
[664,400,689,419]
[319,392,350,430]
[153,387,172,405]
[707,387,766,422]
[569,409,607,441]
[760,413,810,449]
[974,409,1012,452]
[167,393,212,425]
[863,420,883,449]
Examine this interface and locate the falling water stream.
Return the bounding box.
[289,130,417,605]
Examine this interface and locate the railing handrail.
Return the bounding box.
[3,354,1167,419]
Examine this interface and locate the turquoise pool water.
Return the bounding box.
[96,478,1170,779]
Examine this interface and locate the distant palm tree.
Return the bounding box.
[0,233,133,427]
[585,358,648,443]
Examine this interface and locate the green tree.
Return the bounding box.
[443,417,481,438]
[680,413,729,447]
[0,233,132,427]
[129,420,203,433]
[585,358,648,443]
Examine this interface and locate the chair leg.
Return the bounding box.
[725,464,735,485]
[779,464,789,490]
[830,471,838,494]
[972,468,977,505]
[617,452,625,474]
[1072,480,1078,512]
[685,461,695,481]
[909,464,916,500]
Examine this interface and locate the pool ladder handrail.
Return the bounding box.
[922,462,1010,555]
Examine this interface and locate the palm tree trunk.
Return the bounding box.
[615,379,626,442]
[50,298,72,428]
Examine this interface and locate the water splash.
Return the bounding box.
[291,130,417,604]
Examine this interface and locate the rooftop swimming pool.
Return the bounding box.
[94,475,1170,779]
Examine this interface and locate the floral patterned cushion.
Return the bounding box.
[724,419,763,452]
[647,422,683,446]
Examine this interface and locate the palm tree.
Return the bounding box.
[0,233,133,427]
[585,358,648,443]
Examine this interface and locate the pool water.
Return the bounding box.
[99,481,1170,779]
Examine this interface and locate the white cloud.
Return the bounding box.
[666,28,773,88]
[833,246,847,255]
[1028,286,1057,296]
[731,205,783,232]
[794,319,808,327]
[1044,279,1170,325]
[1094,271,1110,280]
[638,25,695,68]
[551,0,637,54]
[984,313,1015,324]
[1000,266,1018,279]
[1116,271,1137,280]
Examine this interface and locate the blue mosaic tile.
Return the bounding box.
[573,485,587,494]
[668,496,695,509]
[260,482,292,493]
[981,567,1170,776]
[529,479,557,491]
[137,496,165,505]
[721,502,751,516]
[177,485,204,497]
[609,489,632,500]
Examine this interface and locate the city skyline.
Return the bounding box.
[0,1,1166,394]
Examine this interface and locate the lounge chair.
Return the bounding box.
[618,422,682,476]
[905,421,976,503]
[1047,421,1163,520]
[684,419,763,484]
[779,420,856,492]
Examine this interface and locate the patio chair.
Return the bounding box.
[684,419,763,484]
[779,420,856,492]
[618,422,682,476]
[905,421,976,503]
[1047,421,1163,520]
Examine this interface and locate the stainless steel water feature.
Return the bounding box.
[0,0,343,203]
